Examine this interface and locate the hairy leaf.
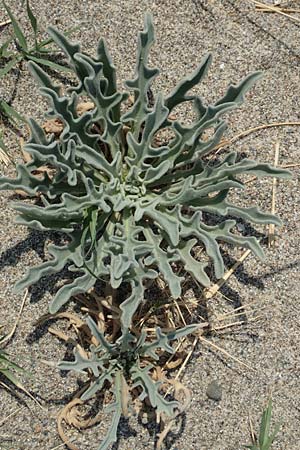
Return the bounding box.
[0,13,291,320]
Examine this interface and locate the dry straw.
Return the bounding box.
[253,0,300,23]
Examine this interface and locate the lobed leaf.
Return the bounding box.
[0,13,292,319]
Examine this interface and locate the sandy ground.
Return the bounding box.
[0,0,299,449]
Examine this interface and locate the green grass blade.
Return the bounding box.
[1,357,24,373]
[243,399,281,450]
[0,100,26,123]
[2,1,28,51]
[27,54,70,72]
[259,399,272,448]
[37,25,80,49]
[266,421,281,448]
[1,367,21,387]
[0,57,20,78]
[31,47,58,54]
[0,38,14,58]
[25,0,38,45]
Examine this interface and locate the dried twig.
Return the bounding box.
[268,142,280,247]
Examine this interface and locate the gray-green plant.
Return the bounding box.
[244,399,281,450]
[0,13,291,449]
[59,317,198,450]
[0,14,290,326]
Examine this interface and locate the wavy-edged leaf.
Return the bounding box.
[122,13,159,134]
[144,227,183,298]
[165,53,212,111]
[49,268,96,313]
[141,325,199,360]
[131,364,179,416]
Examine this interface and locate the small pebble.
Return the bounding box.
[206,380,222,401]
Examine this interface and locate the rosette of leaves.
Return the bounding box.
[0,14,291,328]
[58,316,198,450]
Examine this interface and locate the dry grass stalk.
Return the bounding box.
[0,19,11,27]
[249,414,257,444]
[253,1,300,22]
[244,175,259,185]
[199,335,255,371]
[203,249,252,300]
[215,310,258,324]
[1,290,28,346]
[0,377,44,409]
[212,317,262,332]
[0,406,24,426]
[268,142,280,247]
[215,302,261,320]
[257,7,300,13]
[174,336,199,381]
[164,290,257,370]
[214,121,300,152]
[281,163,300,168]
[0,148,11,166]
